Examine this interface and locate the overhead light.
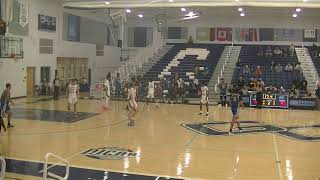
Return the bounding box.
[238,7,243,11]
[169,0,174,2]
[292,13,298,18]
[240,12,245,17]
[303,0,308,2]
[181,8,186,12]
[138,14,143,18]
[235,0,239,2]
[183,15,199,20]
[187,11,195,16]
[104,1,110,4]
[295,8,301,12]
[126,9,132,13]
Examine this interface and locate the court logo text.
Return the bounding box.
[81,147,137,160]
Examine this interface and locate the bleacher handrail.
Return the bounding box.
[43,153,70,180]
[0,156,6,179]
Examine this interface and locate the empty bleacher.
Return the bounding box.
[142,44,225,86]
[232,45,304,88]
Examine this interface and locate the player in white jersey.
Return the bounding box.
[103,78,111,110]
[146,81,155,105]
[198,83,209,116]
[127,82,138,126]
[66,79,79,117]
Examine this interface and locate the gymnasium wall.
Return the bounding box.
[0,0,121,98]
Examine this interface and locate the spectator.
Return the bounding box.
[257,46,264,56]
[238,76,245,90]
[194,66,200,77]
[241,85,249,96]
[114,73,121,99]
[282,47,289,57]
[296,63,303,73]
[300,79,308,91]
[280,87,286,94]
[285,63,293,72]
[316,83,320,110]
[271,61,276,71]
[255,66,262,78]
[204,66,209,77]
[218,78,228,106]
[188,36,194,44]
[275,64,283,73]
[290,84,298,98]
[242,65,251,75]
[289,44,295,57]
[52,75,60,100]
[265,46,273,58]
[274,47,283,57]
[311,43,318,58]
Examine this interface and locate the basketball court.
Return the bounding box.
[0,98,319,180]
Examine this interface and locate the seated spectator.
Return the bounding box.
[265,46,273,58]
[289,44,295,57]
[274,47,283,57]
[290,84,298,98]
[275,64,283,73]
[259,78,265,89]
[242,65,251,75]
[280,87,286,94]
[300,79,308,91]
[282,47,289,57]
[255,66,262,78]
[295,63,303,73]
[204,66,209,77]
[257,46,264,56]
[237,76,245,89]
[271,61,276,71]
[194,66,200,76]
[284,63,293,72]
[248,78,255,90]
[241,85,249,96]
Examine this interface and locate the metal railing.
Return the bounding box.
[43,153,70,180]
[215,44,234,94]
[114,38,166,83]
[0,156,6,179]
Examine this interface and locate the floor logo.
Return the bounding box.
[81,147,137,160]
[182,121,320,141]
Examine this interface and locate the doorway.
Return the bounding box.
[26,67,35,96]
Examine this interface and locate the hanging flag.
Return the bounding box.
[216,28,232,41]
[234,28,258,41]
[19,2,29,27]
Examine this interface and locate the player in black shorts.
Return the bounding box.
[0,83,15,130]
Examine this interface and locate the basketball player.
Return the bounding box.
[127,82,138,126]
[198,83,209,116]
[219,78,228,106]
[229,88,243,135]
[103,77,111,109]
[146,81,155,105]
[66,79,79,118]
[0,83,14,129]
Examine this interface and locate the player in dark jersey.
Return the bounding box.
[0,83,15,130]
[219,78,227,106]
[229,88,243,135]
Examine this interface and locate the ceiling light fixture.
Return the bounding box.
[126,9,132,13]
[138,14,143,18]
[181,8,186,12]
[292,13,298,18]
[303,0,308,2]
[240,12,245,17]
[183,15,199,20]
[295,8,301,12]
[104,1,110,4]
[169,0,174,2]
[235,0,239,2]
[238,7,243,11]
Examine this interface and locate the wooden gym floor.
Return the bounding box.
[0,97,319,180]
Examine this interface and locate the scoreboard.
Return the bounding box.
[250,94,289,109]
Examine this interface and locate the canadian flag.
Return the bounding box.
[217,28,232,41]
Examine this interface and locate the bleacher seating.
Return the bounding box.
[142,44,225,85]
[232,45,304,88]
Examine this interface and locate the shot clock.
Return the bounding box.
[250,93,289,109]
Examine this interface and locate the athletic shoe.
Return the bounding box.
[205,113,209,117]
[198,113,202,115]
[229,131,233,135]
[7,124,14,128]
[239,128,243,132]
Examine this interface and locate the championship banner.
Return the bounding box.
[19,2,29,27]
[304,29,316,39]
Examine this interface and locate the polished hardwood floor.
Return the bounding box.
[0,97,319,180]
